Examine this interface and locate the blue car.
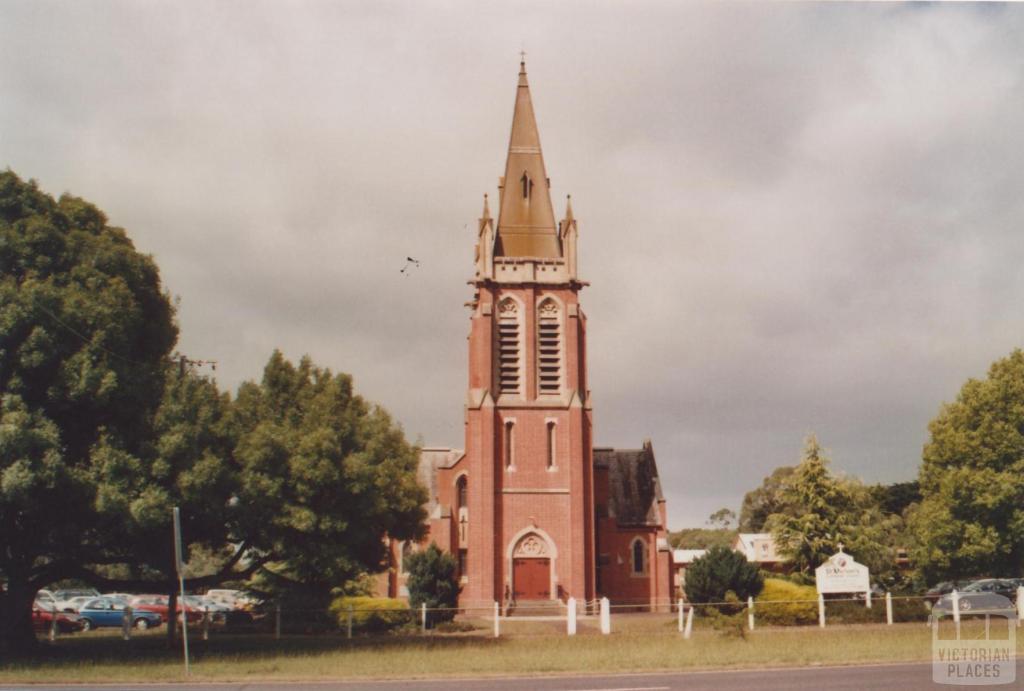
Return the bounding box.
[78,597,163,631]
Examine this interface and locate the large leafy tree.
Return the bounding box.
[911,350,1024,582]
[767,436,892,576]
[231,352,427,603]
[738,465,797,532]
[0,171,177,653]
[85,366,243,645]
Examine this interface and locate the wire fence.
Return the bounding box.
[37,588,1024,644]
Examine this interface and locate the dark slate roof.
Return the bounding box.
[593,441,664,528]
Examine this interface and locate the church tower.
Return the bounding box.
[461,60,596,608]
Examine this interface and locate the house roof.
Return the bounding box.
[593,440,664,528]
[673,549,707,564]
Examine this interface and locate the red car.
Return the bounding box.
[32,604,85,633]
[129,594,204,624]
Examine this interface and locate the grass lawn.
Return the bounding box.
[3,618,1018,683]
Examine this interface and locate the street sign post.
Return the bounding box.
[173,507,190,676]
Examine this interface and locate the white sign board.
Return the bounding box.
[815,550,869,594]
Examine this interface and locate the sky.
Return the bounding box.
[3,1,1023,528]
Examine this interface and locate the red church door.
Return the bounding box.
[513,558,550,600]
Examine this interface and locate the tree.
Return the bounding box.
[88,366,242,645]
[404,544,460,627]
[669,527,736,550]
[230,352,428,606]
[911,350,1024,583]
[0,171,178,653]
[766,435,892,577]
[707,508,736,530]
[684,545,763,607]
[738,465,798,532]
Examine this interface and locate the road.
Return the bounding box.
[4,661,1018,691]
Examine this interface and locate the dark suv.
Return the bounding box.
[933,579,1019,614]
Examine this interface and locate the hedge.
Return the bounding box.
[329,596,411,633]
[755,578,819,626]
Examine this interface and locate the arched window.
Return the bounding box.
[521,172,533,199]
[456,475,468,510]
[504,420,515,469]
[537,299,562,395]
[497,298,522,395]
[631,538,646,575]
[546,421,556,469]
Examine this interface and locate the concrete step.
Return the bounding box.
[507,600,565,617]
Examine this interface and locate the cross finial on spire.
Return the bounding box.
[837,542,845,552]
[520,49,526,63]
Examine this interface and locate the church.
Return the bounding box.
[381,61,674,611]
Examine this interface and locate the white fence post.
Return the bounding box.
[677,598,684,633]
[1017,586,1023,628]
[747,596,754,631]
[866,589,872,609]
[600,597,610,635]
[683,605,694,639]
[420,602,427,632]
[493,601,500,638]
[952,590,961,639]
[885,592,893,625]
[202,608,209,641]
[567,597,577,636]
[818,593,825,628]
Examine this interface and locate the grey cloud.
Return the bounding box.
[3,1,1023,526]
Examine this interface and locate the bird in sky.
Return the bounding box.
[400,256,421,276]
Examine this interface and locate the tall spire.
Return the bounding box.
[494,59,560,258]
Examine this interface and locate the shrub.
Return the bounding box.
[329,597,410,633]
[685,545,764,609]
[405,544,461,628]
[756,578,818,626]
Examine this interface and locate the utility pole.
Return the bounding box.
[166,353,217,651]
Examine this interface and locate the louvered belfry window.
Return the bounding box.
[537,299,561,395]
[498,298,521,395]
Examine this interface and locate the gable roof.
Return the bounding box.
[593,440,664,528]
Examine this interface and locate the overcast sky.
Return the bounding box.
[3,1,1023,528]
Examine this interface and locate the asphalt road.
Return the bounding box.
[4,661,1019,691]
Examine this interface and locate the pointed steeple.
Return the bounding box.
[495,59,560,258]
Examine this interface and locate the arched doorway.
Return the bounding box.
[510,532,553,601]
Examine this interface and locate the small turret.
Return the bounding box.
[559,195,579,280]
[475,193,495,280]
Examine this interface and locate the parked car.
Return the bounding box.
[205,589,260,611]
[32,604,85,633]
[129,594,203,624]
[925,580,970,605]
[60,596,96,613]
[933,579,1018,614]
[102,593,134,605]
[77,597,163,631]
[53,588,100,612]
[183,595,229,622]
